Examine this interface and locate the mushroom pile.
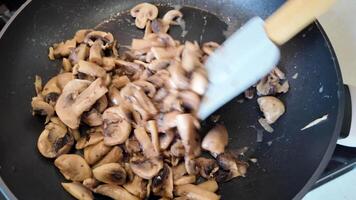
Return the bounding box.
[31,3,249,200]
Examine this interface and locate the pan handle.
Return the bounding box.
[264,0,336,45]
[337,85,356,147]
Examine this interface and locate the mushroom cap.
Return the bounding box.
[54,154,92,181]
[61,182,93,200]
[130,3,159,29]
[130,156,163,179]
[257,96,285,124]
[37,122,73,158]
[102,106,132,146]
[55,78,108,129]
[83,141,112,165]
[94,184,139,200]
[93,163,127,185]
[201,125,228,157]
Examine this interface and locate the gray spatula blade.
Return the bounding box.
[198,17,280,120]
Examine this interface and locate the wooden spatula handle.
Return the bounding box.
[265,0,335,45]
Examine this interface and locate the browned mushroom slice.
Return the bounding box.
[93,95,108,113]
[190,70,208,95]
[125,136,142,155]
[108,86,124,106]
[123,176,147,199]
[130,3,159,29]
[130,156,163,179]
[201,125,228,157]
[69,44,90,64]
[175,184,220,200]
[216,152,248,182]
[37,121,73,158]
[154,88,168,102]
[170,139,185,158]
[158,129,175,150]
[148,59,171,71]
[181,41,203,72]
[133,80,156,98]
[82,178,100,191]
[257,96,285,124]
[179,90,201,112]
[174,175,196,186]
[121,84,157,116]
[94,184,139,200]
[167,63,190,90]
[41,76,61,105]
[93,146,123,168]
[102,106,132,146]
[146,120,160,154]
[102,57,116,71]
[147,69,170,88]
[54,154,92,181]
[31,96,54,120]
[162,10,183,25]
[84,31,114,49]
[131,38,164,51]
[156,111,180,133]
[151,47,177,60]
[134,127,159,157]
[160,92,183,113]
[93,163,127,185]
[112,75,130,89]
[68,128,81,141]
[202,42,220,56]
[53,39,76,57]
[76,60,106,78]
[74,29,92,43]
[152,164,173,198]
[75,128,103,150]
[61,182,93,200]
[62,58,72,72]
[89,39,103,65]
[197,180,219,193]
[195,157,219,179]
[176,114,201,174]
[57,72,74,90]
[55,78,108,129]
[173,162,187,180]
[84,141,112,165]
[82,109,103,126]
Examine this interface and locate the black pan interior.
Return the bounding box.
[0,0,344,200]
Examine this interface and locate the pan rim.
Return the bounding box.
[0,1,345,199]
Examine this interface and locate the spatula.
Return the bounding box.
[198,0,336,119]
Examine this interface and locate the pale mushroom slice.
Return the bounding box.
[92,163,127,185]
[130,3,159,29]
[174,175,196,186]
[76,60,106,78]
[75,128,103,150]
[134,126,159,157]
[162,9,183,25]
[69,44,90,64]
[257,96,285,124]
[84,141,112,165]
[215,152,248,182]
[195,157,219,179]
[82,178,100,191]
[146,120,160,154]
[41,76,61,105]
[123,176,147,199]
[175,184,220,200]
[84,31,114,49]
[190,70,208,96]
[170,139,185,158]
[93,95,108,113]
[102,106,132,146]
[152,164,174,198]
[82,108,103,127]
[202,42,220,56]
[181,41,203,72]
[55,78,108,129]
[94,184,139,200]
[173,162,187,180]
[52,39,76,57]
[125,136,142,155]
[93,146,123,168]
[31,96,54,121]
[37,121,73,158]
[57,72,74,90]
[197,180,219,193]
[89,39,103,65]
[130,156,163,179]
[61,182,93,200]
[201,125,229,157]
[54,154,92,181]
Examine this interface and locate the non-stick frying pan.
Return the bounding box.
[0,0,345,199]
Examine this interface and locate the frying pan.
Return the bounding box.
[0,0,345,199]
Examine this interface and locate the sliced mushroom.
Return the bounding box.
[76,60,106,78]
[61,182,93,200]
[112,75,130,89]
[102,57,116,71]
[89,39,103,65]
[84,141,112,165]
[52,39,76,57]
[161,93,183,113]
[94,95,108,113]
[146,120,160,154]
[57,72,74,90]
[257,96,285,124]
[151,164,174,198]
[162,10,183,25]
[174,175,196,186]
[69,44,90,64]
[179,90,200,112]
[197,180,219,193]
[125,136,142,155]
[151,47,177,60]
[130,3,159,29]
[130,156,163,179]
[31,96,54,120]
[147,69,170,87]
[93,163,127,185]
[102,106,132,146]
[167,63,190,90]
[84,31,114,49]
[202,42,220,56]
[201,125,228,157]
[69,128,81,141]
[170,140,185,158]
[75,128,103,150]
[82,178,100,191]
[94,184,139,200]
[93,146,123,168]
[134,126,159,157]
[181,41,203,72]
[151,19,170,33]
[37,121,73,158]
[195,157,219,179]
[54,154,92,181]
[74,29,92,43]
[62,58,73,72]
[173,162,187,180]
[159,129,175,150]
[174,184,220,200]
[133,80,156,98]
[123,176,147,199]
[82,108,103,126]
[41,76,61,105]
[216,152,248,182]
[190,70,208,95]
[55,78,108,129]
